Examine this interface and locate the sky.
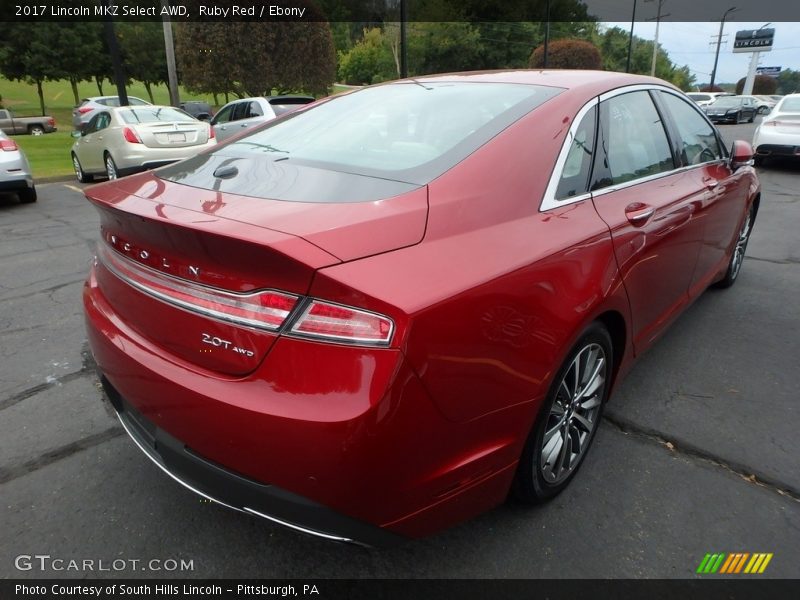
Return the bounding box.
[603,21,800,87]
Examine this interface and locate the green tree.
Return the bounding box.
[529,38,602,69]
[337,28,396,85]
[0,23,67,115]
[735,75,778,95]
[56,22,109,105]
[776,69,800,94]
[117,22,168,103]
[177,13,335,97]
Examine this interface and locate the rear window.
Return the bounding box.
[202,81,561,182]
[779,98,800,112]
[120,107,196,124]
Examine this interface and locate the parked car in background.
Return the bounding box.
[0,130,36,202]
[71,105,215,182]
[0,109,57,136]
[180,101,214,121]
[704,95,758,124]
[754,95,778,114]
[211,95,315,142]
[73,96,151,131]
[752,93,800,165]
[82,71,760,544]
[687,92,733,107]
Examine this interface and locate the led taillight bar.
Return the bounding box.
[290,300,394,345]
[98,244,298,331]
[97,244,395,346]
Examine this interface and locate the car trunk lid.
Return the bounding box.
[133,121,210,148]
[85,167,427,376]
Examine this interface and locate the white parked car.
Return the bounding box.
[70,105,216,182]
[210,96,315,143]
[687,92,733,107]
[752,93,800,166]
[0,130,36,203]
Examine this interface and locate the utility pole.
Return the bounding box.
[543,0,551,68]
[161,1,180,106]
[646,0,669,77]
[710,7,737,90]
[626,0,637,73]
[400,0,408,78]
[102,0,128,106]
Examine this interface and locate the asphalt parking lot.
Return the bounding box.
[1,118,798,579]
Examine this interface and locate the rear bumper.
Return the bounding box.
[0,177,33,191]
[754,143,800,157]
[83,263,526,542]
[115,142,216,172]
[103,376,400,547]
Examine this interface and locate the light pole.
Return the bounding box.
[709,7,737,90]
[626,0,637,73]
[646,0,669,77]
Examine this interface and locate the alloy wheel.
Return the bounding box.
[730,209,753,281]
[105,155,117,180]
[540,343,606,484]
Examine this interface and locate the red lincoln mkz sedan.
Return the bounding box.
[83,71,760,546]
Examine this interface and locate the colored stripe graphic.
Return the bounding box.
[700,552,774,574]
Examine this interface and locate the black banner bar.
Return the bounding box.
[4,579,800,600]
[2,0,800,23]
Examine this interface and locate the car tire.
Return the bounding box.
[28,125,44,136]
[735,111,744,124]
[72,154,93,183]
[753,156,765,167]
[716,204,755,289]
[104,153,119,180]
[748,112,755,123]
[18,186,37,203]
[513,322,613,503]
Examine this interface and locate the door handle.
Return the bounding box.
[625,203,655,227]
[240,123,248,128]
[703,177,719,190]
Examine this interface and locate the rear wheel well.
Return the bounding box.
[594,311,626,391]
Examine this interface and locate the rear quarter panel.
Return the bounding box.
[315,93,631,426]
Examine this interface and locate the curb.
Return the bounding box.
[37,175,79,184]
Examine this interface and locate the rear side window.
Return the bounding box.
[212,104,234,124]
[248,101,264,117]
[595,91,675,188]
[231,102,249,121]
[779,98,800,112]
[658,92,722,165]
[555,105,596,200]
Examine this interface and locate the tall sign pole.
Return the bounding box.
[161,1,180,106]
[733,24,774,95]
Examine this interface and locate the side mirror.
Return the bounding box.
[730,140,754,170]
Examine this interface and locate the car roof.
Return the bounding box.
[399,70,678,97]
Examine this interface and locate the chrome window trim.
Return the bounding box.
[539,98,598,212]
[539,84,732,213]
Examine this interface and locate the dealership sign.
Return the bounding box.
[733,29,775,53]
[756,66,782,78]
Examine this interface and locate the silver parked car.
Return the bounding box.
[70,105,216,182]
[0,130,36,203]
[211,95,315,142]
[73,96,151,131]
